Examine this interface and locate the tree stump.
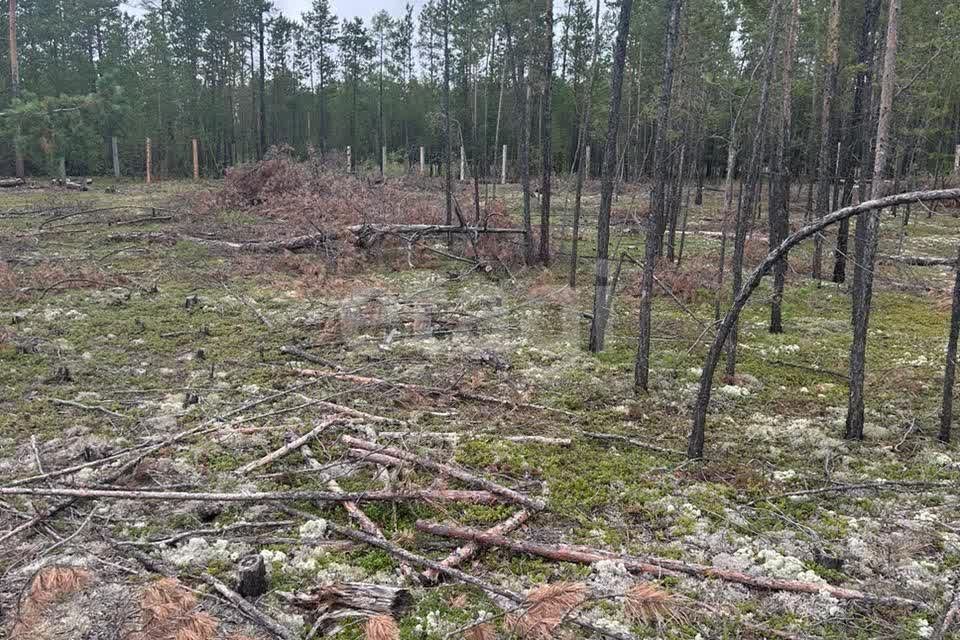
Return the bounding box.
[236,554,267,598]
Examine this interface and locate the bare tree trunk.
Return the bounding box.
[8,0,23,178]
[538,0,553,265]
[833,0,880,284]
[846,0,900,441]
[588,0,634,353]
[812,0,841,282]
[634,0,682,388]
[443,0,453,232]
[568,0,601,289]
[941,246,960,444]
[258,3,266,159]
[769,0,799,334]
[725,0,782,378]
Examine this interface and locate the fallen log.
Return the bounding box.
[421,509,531,583]
[281,582,412,620]
[349,223,525,247]
[342,435,545,510]
[878,254,958,267]
[0,177,24,188]
[378,432,571,446]
[0,486,509,505]
[414,521,926,610]
[184,232,329,252]
[293,367,577,417]
[324,520,634,640]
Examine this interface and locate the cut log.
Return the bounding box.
[283,582,412,619]
[65,179,88,191]
[0,177,24,187]
[236,553,268,598]
[342,435,545,510]
[414,521,926,610]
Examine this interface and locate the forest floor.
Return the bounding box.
[0,173,958,640]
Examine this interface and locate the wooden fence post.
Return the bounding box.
[192,138,199,180]
[502,144,507,184]
[111,136,120,178]
[145,137,151,184]
[420,146,425,175]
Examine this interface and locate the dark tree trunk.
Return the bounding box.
[568,0,601,289]
[846,0,900,441]
[539,0,554,265]
[769,0,799,334]
[812,0,841,282]
[633,0,682,387]
[443,0,453,230]
[940,246,960,444]
[725,0,782,378]
[833,0,881,284]
[588,0,634,353]
[258,4,266,159]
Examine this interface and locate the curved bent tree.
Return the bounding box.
[687,188,960,460]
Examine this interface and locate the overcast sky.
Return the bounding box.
[272,0,420,24]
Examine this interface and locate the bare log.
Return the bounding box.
[414,521,925,610]
[877,254,958,267]
[185,232,329,253]
[236,415,343,474]
[421,509,531,583]
[342,435,545,510]
[282,582,412,619]
[377,432,571,446]
[0,177,24,187]
[349,223,525,246]
[0,486,508,505]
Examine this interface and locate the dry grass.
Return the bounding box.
[11,566,92,637]
[623,582,682,625]
[507,582,587,640]
[132,577,218,640]
[363,614,400,640]
[465,622,497,640]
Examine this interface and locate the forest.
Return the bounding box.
[1,0,960,638]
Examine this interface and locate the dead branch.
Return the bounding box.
[577,430,685,456]
[414,521,926,609]
[323,521,634,640]
[235,416,344,474]
[117,520,296,546]
[935,577,960,640]
[342,435,545,510]
[750,479,956,504]
[0,486,508,505]
[302,444,383,539]
[186,232,329,253]
[293,368,577,417]
[201,573,296,639]
[49,397,127,419]
[421,509,531,583]
[378,432,571,446]
[349,223,525,247]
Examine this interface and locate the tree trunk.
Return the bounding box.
[846,0,900,441]
[568,0,601,289]
[812,0,841,282]
[539,0,553,265]
[834,0,881,284]
[587,0,634,353]
[258,4,266,159]
[940,246,960,444]
[768,0,799,334]
[633,0,682,387]
[724,0,782,378]
[8,0,23,178]
[443,0,453,232]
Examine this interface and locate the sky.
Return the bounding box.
[273,0,420,23]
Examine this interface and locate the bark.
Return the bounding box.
[257,3,266,159]
[686,188,960,459]
[634,0,681,387]
[768,0,799,334]
[846,0,900,441]
[414,521,924,609]
[9,0,23,178]
[538,0,553,265]
[587,0,633,353]
[568,0,601,288]
[443,0,453,230]
[724,0,782,378]
[283,582,412,620]
[812,0,841,281]
[236,554,268,598]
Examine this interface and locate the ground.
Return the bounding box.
[0,172,958,640]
